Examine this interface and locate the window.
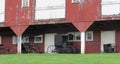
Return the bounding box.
[13,36,17,44]
[68,32,81,42]
[22,36,29,43]
[0,0,5,22]
[35,0,65,20]
[86,31,93,41]
[75,32,81,41]
[34,35,43,43]
[22,0,30,8]
[72,0,81,3]
[68,33,75,41]
[68,31,93,42]
[101,0,120,15]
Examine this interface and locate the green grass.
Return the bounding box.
[0,53,120,64]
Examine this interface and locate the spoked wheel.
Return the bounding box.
[29,47,39,53]
[63,46,75,53]
[47,45,57,54]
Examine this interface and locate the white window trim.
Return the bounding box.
[21,0,30,8]
[12,36,17,44]
[34,35,43,43]
[86,31,93,41]
[68,31,94,42]
[68,32,81,42]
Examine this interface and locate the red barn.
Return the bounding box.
[0,0,120,54]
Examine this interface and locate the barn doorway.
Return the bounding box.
[101,31,115,53]
[45,33,56,53]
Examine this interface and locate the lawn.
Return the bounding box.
[0,53,120,64]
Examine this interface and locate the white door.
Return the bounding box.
[45,33,56,53]
[101,31,115,52]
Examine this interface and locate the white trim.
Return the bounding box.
[34,35,43,43]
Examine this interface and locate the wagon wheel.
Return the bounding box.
[47,45,57,54]
[29,47,39,53]
[63,46,76,53]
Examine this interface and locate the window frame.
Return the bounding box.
[68,32,81,42]
[35,0,66,20]
[34,35,43,43]
[21,0,30,8]
[86,31,93,41]
[12,36,17,44]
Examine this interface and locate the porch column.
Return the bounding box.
[17,35,22,54]
[81,32,85,54]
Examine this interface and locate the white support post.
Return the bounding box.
[17,35,22,54]
[81,32,85,54]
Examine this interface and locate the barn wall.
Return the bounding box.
[116,29,120,52]
[1,35,16,49]
[85,31,101,53]
[29,36,44,53]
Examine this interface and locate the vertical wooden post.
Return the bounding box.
[81,32,85,54]
[17,35,22,54]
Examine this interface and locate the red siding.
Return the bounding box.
[5,0,34,26]
[1,35,17,53]
[85,31,101,53]
[5,0,101,25]
[116,30,120,52]
[66,0,100,22]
